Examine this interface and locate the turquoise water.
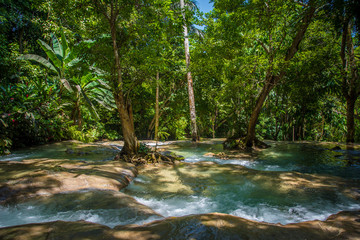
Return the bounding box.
[0,190,161,228]
[0,140,359,228]
[0,141,119,162]
[169,141,360,178]
[123,141,360,224]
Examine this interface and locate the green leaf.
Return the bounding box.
[97,79,111,89]
[81,73,94,87]
[60,28,69,58]
[60,78,73,92]
[37,40,62,68]
[17,54,57,73]
[76,85,100,120]
[66,57,80,67]
[51,33,63,59]
[0,119,8,127]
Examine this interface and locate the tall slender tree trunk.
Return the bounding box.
[154,72,160,141]
[341,20,359,143]
[180,0,198,142]
[110,18,139,156]
[244,2,316,148]
[346,98,356,143]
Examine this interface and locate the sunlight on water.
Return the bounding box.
[0,206,161,228]
[1,140,359,228]
[0,190,163,228]
[123,154,360,224]
[168,141,360,178]
[0,141,118,162]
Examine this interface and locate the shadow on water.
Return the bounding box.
[0,190,163,228]
[256,142,360,178]
[123,161,360,224]
[0,141,120,163]
[165,140,360,179]
[1,210,359,239]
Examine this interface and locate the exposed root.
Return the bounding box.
[223,137,270,151]
[114,151,184,166]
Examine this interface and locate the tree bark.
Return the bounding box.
[341,21,359,143]
[106,2,138,156]
[180,0,198,142]
[244,2,316,148]
[154,72,160,141]
[346,98,355,143]
[245,76,277,147]
[147,89,173,138]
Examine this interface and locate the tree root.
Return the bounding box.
[223,137,270,151]
[114,151,184,166]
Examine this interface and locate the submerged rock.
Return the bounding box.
[130,162,360,202]
[0,190,163,229]
[27,190,162,218]
[0,210,359,240]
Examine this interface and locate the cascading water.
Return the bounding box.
[123,140,360,224]
[0,140,359,229]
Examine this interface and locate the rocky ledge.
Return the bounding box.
[0,158,137,204]
[0,210,359,240]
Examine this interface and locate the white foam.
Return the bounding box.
[0,206,162,229]
[133,196,217,217]
[230,202,360,224]
[0,153,32,161]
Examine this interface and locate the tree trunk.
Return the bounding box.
[244,2,316,148]
[341,21,359,143]
[245,76,276,147]
[180,0,198,142]
[110,18,139,156]
[346,98,356,143]
[154,72,160,141]
[77,100,82,130]
[92,0,139,155]
[292,125,295,142]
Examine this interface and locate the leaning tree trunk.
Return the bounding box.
[245,76,277,147]
[180,0,198,142]
[244,2,316,148]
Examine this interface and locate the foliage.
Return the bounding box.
[1,0,360,155]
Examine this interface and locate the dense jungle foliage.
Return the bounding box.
[0,0,359,154]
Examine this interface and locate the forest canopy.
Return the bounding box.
[1,0,359,155]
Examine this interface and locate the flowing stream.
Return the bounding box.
[123,140,360,224]
[0,140,359,228]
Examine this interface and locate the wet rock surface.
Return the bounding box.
[0,210,359,240]
[0,140,359,239]
[131,162,360,202]
[0,159,137,204]
[0,190,163,228]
